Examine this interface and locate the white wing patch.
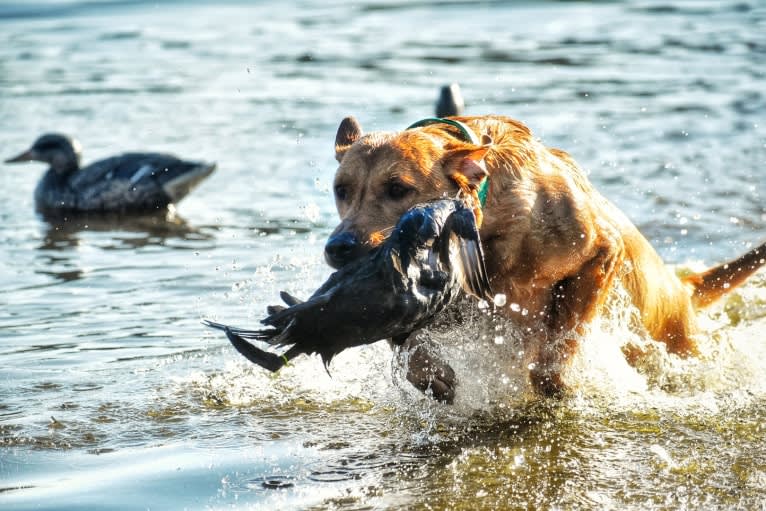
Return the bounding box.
[129,164,154,185]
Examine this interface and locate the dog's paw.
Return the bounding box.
[529,367,566,399]
[405,345,457,404]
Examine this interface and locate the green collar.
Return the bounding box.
[406,117,489,206]
[407,117,481,144]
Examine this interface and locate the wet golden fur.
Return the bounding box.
[330,115,766,395]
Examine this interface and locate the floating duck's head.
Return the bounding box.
[5,133,82,174]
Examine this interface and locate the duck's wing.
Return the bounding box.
[440,206,493,301]
[305,254,378,299]
[69,153,165,188]
[70,153,215,205]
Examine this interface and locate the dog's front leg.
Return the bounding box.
[529,237,625,396]
[394,333,457,404]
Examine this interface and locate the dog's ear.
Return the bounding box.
[445,134,493,194]
[443,135,492,227]
[335,116,363,162]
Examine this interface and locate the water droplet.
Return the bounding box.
[510,302,521,312]
[250,475,295,489]
[303,203,320,222]
[649,444,675,468]
[494,335,504,345]
[493,293,507,306]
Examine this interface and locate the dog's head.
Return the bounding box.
[325,116,491,268]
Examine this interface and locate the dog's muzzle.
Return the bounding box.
[324,231,364,268]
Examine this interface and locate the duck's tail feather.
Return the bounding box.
[160,161,216,202]
[202,319,301,372]
[202,318,278,341]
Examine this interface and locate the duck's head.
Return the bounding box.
[5,133,82,174]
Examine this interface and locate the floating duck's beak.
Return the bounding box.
[5,148,36,164]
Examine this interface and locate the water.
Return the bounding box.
[1,0,765,509]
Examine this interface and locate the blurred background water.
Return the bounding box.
[1,0,765,509]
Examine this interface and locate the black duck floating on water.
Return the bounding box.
[5,133,215,214]
[203,197,493,375]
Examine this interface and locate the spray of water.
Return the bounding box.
[193,258,766,438]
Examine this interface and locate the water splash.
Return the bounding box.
[196,261,766,425]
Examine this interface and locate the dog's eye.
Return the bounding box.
[334,184,348,201]
[386,182,413,200]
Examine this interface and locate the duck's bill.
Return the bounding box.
[5,148,35,164]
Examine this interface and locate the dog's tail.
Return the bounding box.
[682,241,766,309]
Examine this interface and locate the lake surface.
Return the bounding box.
[1,0,765,509]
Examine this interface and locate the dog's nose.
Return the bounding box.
[324,232,361,268]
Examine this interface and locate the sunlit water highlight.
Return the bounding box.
[1,0,765,509]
